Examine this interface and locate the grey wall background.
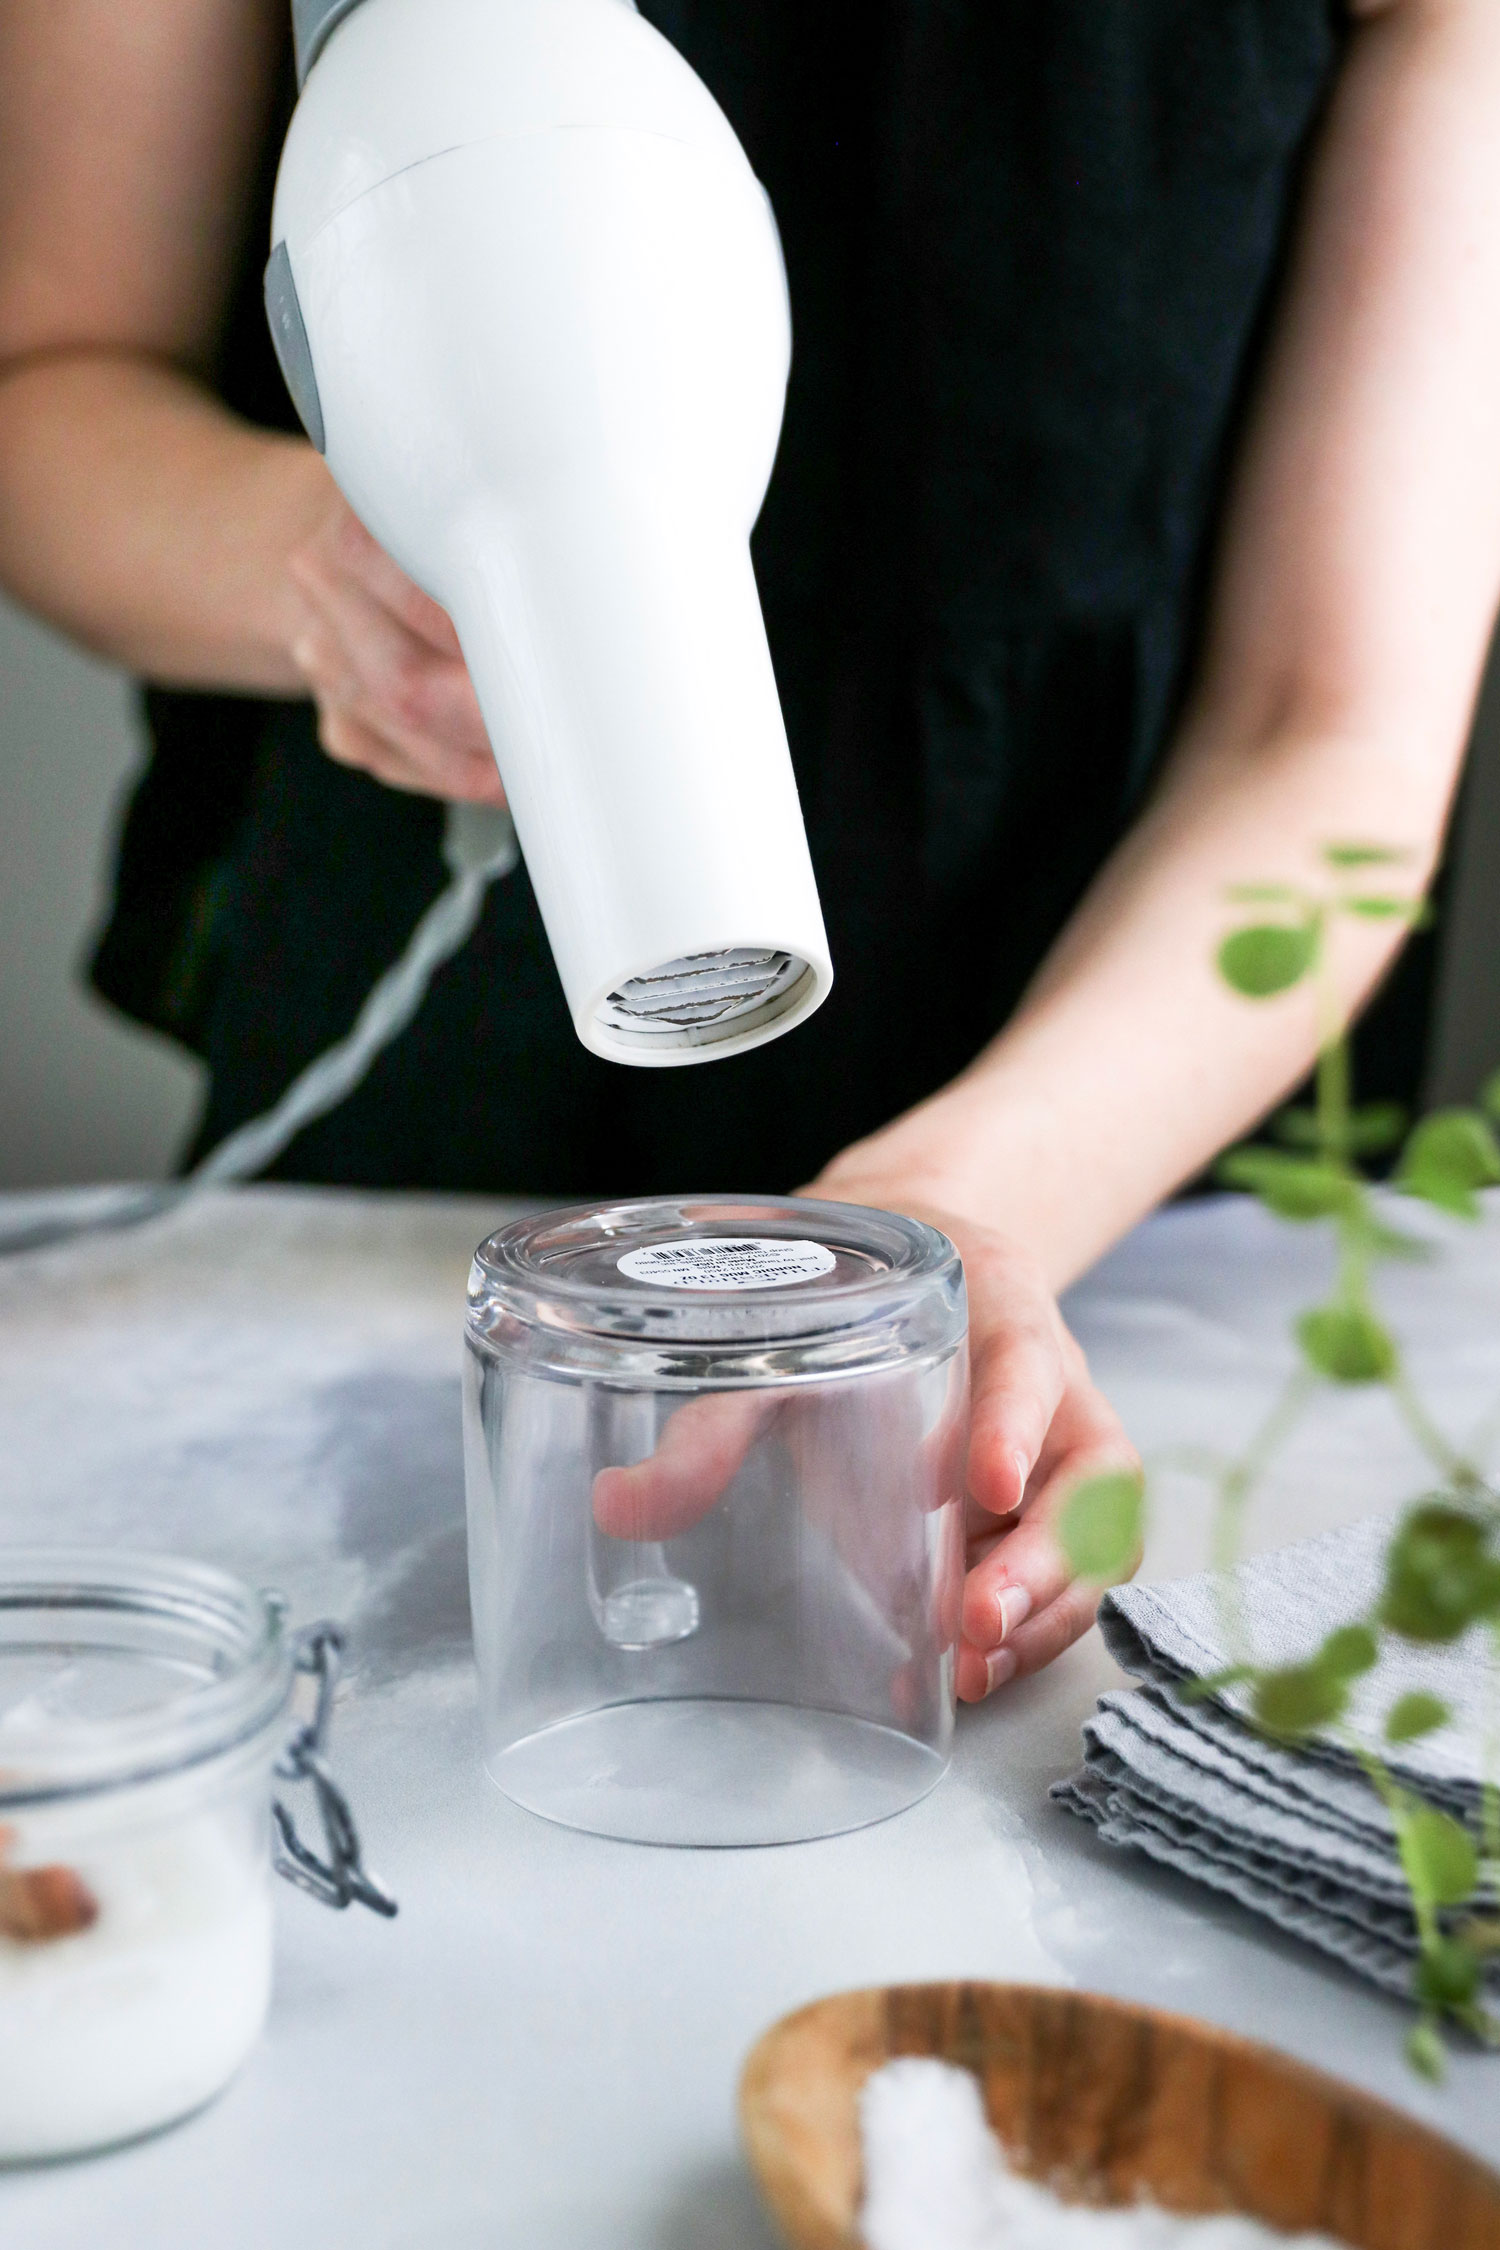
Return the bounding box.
[0,587,1497,1188]
[0,597,203,1185]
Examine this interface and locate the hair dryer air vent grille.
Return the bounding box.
[599,949,807,1040]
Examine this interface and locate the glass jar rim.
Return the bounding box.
[0,1549,293,1808]
[468,1194,963,1351]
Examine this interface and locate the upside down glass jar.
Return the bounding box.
[462,1196,969,1846]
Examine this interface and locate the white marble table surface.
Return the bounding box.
[0,1182,1496,2247]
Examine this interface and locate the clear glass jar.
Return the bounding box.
[0,1551,292,2161]
[463,1196,968,1846]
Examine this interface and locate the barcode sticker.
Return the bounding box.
[617,1236,836,1292]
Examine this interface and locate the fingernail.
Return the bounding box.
[984,1646,1017,1695]
[1012,1450,1031,1505]
[995,1584,1033,1641]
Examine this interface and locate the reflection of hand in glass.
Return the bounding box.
[585,1392,708,1651]
[593,1201,1138,1704]
[593,1369,965,1728]
[592,1391,783,1542]
[590,1391,783,1654]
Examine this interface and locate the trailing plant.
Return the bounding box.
[1059,843,1500,2078]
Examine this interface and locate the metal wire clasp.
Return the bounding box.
[271,1623,398,1918]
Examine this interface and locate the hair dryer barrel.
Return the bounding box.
[451,492,829,1061]
[269,0,832,1064]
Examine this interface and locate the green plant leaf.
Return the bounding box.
[1058,1471,1144,1582]
[1360,1220,1432,1265]
[1385,1691,1451,1744]
[1339,897,1431,930]
[1296,1305,1397,1383]
[1270,1107,1322,1149]
[1481,1070,1500,1126]
[1400,1177,1482,1221]
[1217,923,1318,999]
[1413,1934,1482,2009]
[1323,843,1408,868]
[1402,1806,1480,1908]
[1216,1148,1358,1222]
[1271,1103,1407,1158]
[1321,1624,1379,1678]
[1226,884,1306,906]
[1341,896,1412,920]
[1402,1110,1500,1183]
[1397,1110,1500,1221]
[1347,1103,1410,1155]
[1406,2017,1445,2080]
[1253,1662,1347,1737]
[1380,1503,1500,1642]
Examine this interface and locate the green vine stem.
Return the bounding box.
[1059,842,1500,2077]
[1210,1369,1318,1669]
[1390,1366,1480,1491]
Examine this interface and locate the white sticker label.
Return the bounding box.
[617,1236,837,1292]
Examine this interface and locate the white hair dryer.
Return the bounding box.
[266,0,832,1065]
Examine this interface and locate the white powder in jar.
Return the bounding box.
[859,2058,1347,2250]
[0,1813,271,2161]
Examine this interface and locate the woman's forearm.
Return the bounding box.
[0,350,329,690]
[825,717,1452,1290]
[0,0,305,685]
[825,0,1500,1289]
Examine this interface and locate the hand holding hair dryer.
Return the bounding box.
[266,0,832,1064]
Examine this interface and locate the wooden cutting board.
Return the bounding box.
[740,1982,1500,2250]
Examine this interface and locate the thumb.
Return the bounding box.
[592,1389,783,1540]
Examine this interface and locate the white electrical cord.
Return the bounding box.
[1,804,519,1255]
[193,801,518,1184]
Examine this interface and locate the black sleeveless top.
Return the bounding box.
[93,1,1433,1194]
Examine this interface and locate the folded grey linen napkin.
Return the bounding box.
[1052,1514,1498,1999]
